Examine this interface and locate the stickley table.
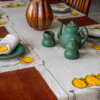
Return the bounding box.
[0,0,100,100]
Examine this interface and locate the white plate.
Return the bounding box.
[51,3,70,12]
[87,27,100,37]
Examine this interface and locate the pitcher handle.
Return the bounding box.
[78,26,88,48]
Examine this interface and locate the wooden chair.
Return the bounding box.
[66,0,92,16]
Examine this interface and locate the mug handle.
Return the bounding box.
[78,26,88,48]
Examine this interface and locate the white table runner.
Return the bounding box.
[0,25,43,73]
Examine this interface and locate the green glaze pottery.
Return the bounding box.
[58,21,88,49]
[42,31,56,47]
[0,43,25,59]
[64,38,79,59]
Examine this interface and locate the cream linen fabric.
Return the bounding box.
[0,10,6,19]
[53,8,85,19]
[0,34,21,54]
[0,1,26,20]
[52,3,85,19]
[0,17,12,26]
[0,34,44,73]
[0,1,85,21]
[36,65,69,100]
[86,24,100,37]
[51,3,70,11]
[0,9,12,26]
[80,24,100,37]
[0,0,100,100]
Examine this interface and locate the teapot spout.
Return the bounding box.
[58,22,63,39]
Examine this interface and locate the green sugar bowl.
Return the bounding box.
[64,38,79,59]
[42,31,56,47]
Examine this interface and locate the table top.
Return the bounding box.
[0,0,100,100]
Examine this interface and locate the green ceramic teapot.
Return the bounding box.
[58,21,88,48]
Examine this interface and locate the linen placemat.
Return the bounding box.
[0,26,44,73]
[0,67,57,100]
[52,3,85,20]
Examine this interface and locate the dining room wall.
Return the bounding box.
[59,0,100,23]
[88,0,100,23]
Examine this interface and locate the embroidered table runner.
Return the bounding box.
[0,67,57,100]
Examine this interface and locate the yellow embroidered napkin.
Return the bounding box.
[0,34,21,54]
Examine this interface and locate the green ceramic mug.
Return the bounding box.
[42,31,56,47]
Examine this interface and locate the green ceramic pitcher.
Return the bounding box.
[42,31,56,47]
[58,21,88,48]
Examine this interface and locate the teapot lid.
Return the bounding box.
[67,21,78,28]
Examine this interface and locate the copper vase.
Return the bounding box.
[26,0,53,31]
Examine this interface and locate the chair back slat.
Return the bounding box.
[78,0,83,11]
[66,0,69,5]
[75,0,80,10]
[66,0,92,16]
[69,0,73,6]
[72,0,77,8]
[80,0,85,12]
[83,0,91,15]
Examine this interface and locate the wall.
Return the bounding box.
[88,0,100,23]
[59,0,66,3]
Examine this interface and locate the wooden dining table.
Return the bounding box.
[0,0,100,100]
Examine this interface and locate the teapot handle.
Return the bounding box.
[78,26,88,48]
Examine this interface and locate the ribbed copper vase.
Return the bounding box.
[26,0,53,31]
